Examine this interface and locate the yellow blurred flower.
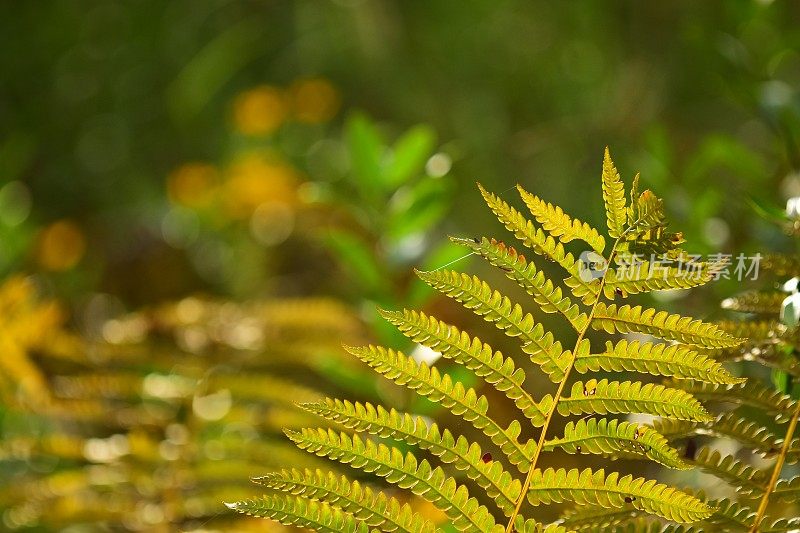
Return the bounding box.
[167,163,218,208]
[232,85,287,135]
[224,153,298,219]
[36,219,86,271]
[291,78,340,123]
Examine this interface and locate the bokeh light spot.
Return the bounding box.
[36,220,87,271]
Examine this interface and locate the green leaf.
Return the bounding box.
[387,124,437,186]
[574,339,744,385]
[544,417,688,469]
[556,379,713,422]
[323,229,385,297]
[301,398,521,515]
[346,112,385,196]
[252,468,438,532]
[226,494,370,533]
[526,467,713,523]
[601,148,627,239]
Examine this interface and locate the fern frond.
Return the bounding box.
[668,379,796,421]
[543,417,687,469]
[300,398,521,515]
[525,468,713,523]
[574,340,744,385]
[343,345,537,470]
[721,291,786,315]
[451,236,587,331]
[251,468,437,532]
[477,183,601,304]
[378,309,542,425]
[226,494,370,533]
[285,429,500,532]
[414,270,572,382]
[652,413,781,457]
[603,259,719,298]
[559,504,645,532]
[516,185,606,254]
[602,147,627,239]
[687,447,766,497]
[556,379,713,422]
[591,303,743,349]
[715,319,787,342]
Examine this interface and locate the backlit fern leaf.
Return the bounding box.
[526,468,712,523]
[517,185,606,254]
[378,308,543,424]
[591,303,742,349]
[286,429,501,532]
[415,269,572,382]
[343,344,539,469]
[477,183,601,305]
[603,258,722,298]
[556,378,713,422]
[543,417,688,469]
[451,236,587,330]
[602,147,627,239]
[574,340,744,385]
[300,399,521,514]
[250,468,437,532]
[227,494,371,532]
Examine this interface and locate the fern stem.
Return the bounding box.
[504,240,622,533]
[749,398,800,532]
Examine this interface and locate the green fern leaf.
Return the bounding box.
[602,147,627,239]
[720,291,786,315]
[300,398,521,515]
[556,379,713,422]
[226,494,370,533]
[251,468,437,532]
[591,303,743,349]
[574,340,744,385]
[687,446,766,497]
[653,413,781,458]
[559,504,645,532]
[543,417,687,469]
[525,467,713,523]
[517,185,606,254]
[414,269,572,382]
[378,309,543,425]
[343,345,538,470]
[451,236,587,331]
[603,258,721,298]
[477,183,601,304]
[285,429,501,532]
[667,379,796,421]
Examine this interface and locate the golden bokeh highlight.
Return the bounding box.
[291,78,341,123]
[36,220,87,271]
[223,153,298,219]
[167,163,218,208]
[232,85,287,135]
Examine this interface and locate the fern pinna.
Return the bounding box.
[228,149,744,532]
